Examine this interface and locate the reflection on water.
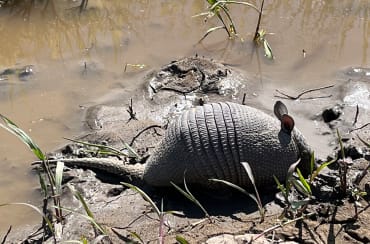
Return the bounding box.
[0,0,369,232]
[0,0,367,66]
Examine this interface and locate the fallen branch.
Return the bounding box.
[275,84,334,100]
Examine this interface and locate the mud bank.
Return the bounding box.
[4,58,370,243]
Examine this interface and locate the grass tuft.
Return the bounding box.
[171,175,210,218]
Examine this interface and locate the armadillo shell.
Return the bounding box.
[143,102,302,189]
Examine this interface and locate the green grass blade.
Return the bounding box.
[240,162,255,186]
[209,179,258,203]
[171,181,209,217]
[296,168,311,195]
[240,162,264,220]
[121,182,160,217]
[263,39,274,59]
[286,159,301,188]
[54,206,106,235]
[69,187,95,219]
[310,151,315,176]
[0,114,45,160]
[0,202,53,233]
[127,231,144,244]
[273,175,286,195]
[123,142,140,159]
[207,0,218,5]
[38,172,48,198]
[176,235,190,244]
[55,161,64,196]
[199,26,225,43]
[64,137,128,157]
[182,177,209,217]
[310,158,336,182]
[337,129,345,159]
[210,1,259,13]
[291,179,311,197]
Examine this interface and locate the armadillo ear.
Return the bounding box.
[281,114,295,134]
[274,101,289,120]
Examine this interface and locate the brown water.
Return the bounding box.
[0,0,368,232]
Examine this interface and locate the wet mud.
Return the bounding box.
[5,57,370,243]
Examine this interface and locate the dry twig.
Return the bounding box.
[275,85,334,100]
[353,105,359,126]
[242,93,247,105]
[127,98,138,122]
[1,226,12,244]
[354,162,370,185]
[129,125,163,146]
[350,123,370,133]
[253,213,314,241]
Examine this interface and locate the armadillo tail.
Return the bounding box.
[52,158,145,181]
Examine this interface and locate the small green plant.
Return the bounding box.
[0,114,109,242]
[274,152,335,217]
[0,114,62,236]
[171,176,210,219]
[254,29,274,59]
[64,137,141,159]
[0,202,54,236]
[176,235,190,244]
[121,182,181,244]
[309,152,335,183]
[253,0,274,59]
[350,187,367,219]
[68,186,107,235]
[273,159,309,217]
[195,0,274,59]
[337,129,349,194]
[194,0,259,41]
[210,161,265,222]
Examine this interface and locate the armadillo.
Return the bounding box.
[56,102,312,189]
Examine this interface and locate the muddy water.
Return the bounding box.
[0,0,368,232]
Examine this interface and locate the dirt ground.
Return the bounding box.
[4,57,370,244]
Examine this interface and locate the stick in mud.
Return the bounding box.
[1,225,12,244]
[127,98,138,122]
[275,84,334,100]
[350,123,370,132]
[353,104,359,126]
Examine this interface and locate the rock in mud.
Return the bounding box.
[322,105,342,123]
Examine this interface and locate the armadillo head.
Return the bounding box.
[274,101,313,176]
[293,129,313,176]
